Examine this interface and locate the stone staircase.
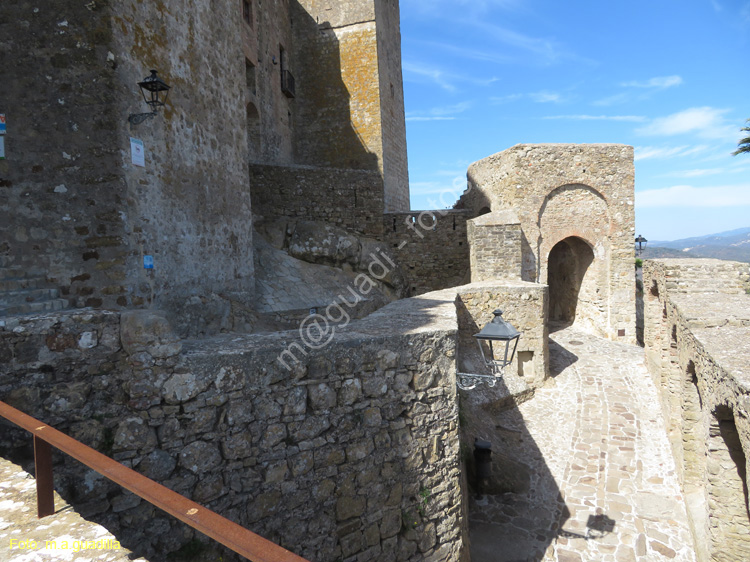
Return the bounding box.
[0,256,69,317]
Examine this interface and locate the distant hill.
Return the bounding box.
[642,227,750,263]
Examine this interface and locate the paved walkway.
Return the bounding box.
[0,456,144,562]
[469,326,696,562]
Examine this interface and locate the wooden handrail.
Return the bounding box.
[0,401,309,562]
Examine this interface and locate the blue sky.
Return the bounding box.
[400,0,750,241]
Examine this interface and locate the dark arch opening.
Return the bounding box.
[547,237,594,325]
[477,206,491,217]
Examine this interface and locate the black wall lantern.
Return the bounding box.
[128,70,171,125]
[458,310,521,390]
[635,234,648,257]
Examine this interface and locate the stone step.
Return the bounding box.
[0,298,69,317]
[0,277,45,292]
[0,288,60,306]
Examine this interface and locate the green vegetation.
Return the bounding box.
[733,119,750,156]
[635,258,643,269]
[417,485,431,517]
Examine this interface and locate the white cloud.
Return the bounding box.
[593,93,630,107]
[489,94,524,104]
[529,91,563,103]
[634,145,710,161]
[594,75,683,106]
[636,107,734,139]
[406,101,472,122]
[621,75,683,89]
[544,114,647,122]
[662,168,725,178]
[490,91,565,104]
[402,62,459,92]
[636,183,750,208]
[413,41,517,65]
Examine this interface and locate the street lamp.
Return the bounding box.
[635,234,648,257]
[457,310,521,390]
[128,70,171,125]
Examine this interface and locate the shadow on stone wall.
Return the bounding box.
[291,4,379,172]
[0,300,465,562]
[455,301,570,561]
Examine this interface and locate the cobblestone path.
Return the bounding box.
[0,455,144,562]
[469,326,696,562]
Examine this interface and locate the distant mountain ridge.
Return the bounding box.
[643,227,750,263]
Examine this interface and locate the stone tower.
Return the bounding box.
[293,0,410,212]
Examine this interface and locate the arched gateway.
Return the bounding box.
[463,144,636,342]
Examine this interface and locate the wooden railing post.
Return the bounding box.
[33,435,55,518]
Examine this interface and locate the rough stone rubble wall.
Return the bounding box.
[462,144,636,342]
[455,282,549,388]
[643,259,750,562]
[250,163,385,238]
[241,0,296,164]
[382,211,470,296]
[0,290,471,561]
[0,0,257,331]
[0,1,126,308]
[467,211,523,283]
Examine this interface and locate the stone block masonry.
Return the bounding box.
[0,0,257,333]
[467,210,523,283]
[0,276,549,560]
[383,210,471,296]
[0,293,469,561]
[251,163,385,239]
[460,144,636,342]
[643,258,750,562]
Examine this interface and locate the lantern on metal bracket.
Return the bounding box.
[635,234,648,257]
[128,70,171,125]
[457,310,521,390]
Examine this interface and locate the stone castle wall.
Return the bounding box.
[292,0,410,211]
[382,210,471,296]
[643,259,750,562]
[467,210,523,283]
[0,1,127,309]
[251,163,385,238]
[375,0,410,212]
[0,0,257,332]
[461,144,636,342]
[0,294,467,562]
[241,0,297,164]
[0,276,551,561]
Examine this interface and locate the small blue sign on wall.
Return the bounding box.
[0,114,6,135]
[143,255,154,269]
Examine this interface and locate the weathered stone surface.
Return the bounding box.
[308,383,337,411]
[289,221,361,266]
[120,311,182,359]
[178,441,222,474]
[462,144,636,343]
[0,290,467,561]
[162,373,208,404]
[113,417,157,452]
[138,450,177,481]
[643,259,750,562]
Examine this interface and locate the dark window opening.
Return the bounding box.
[243,1,252,26]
